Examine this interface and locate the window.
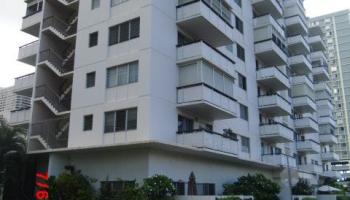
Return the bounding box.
[241,136,250,153]
[91,0,100,9]
[83,115,93,131]
[109,18,140,46]
[111,0,129,7]
[237,44,245,61]
[234,0,242,7]
[240,104,248,121]
[173,182,185,195]
[235,16,244,33]
[107,61,139,88]
[104,108,137,133]
[89,32,98,47]
[86,72,96,88]
[238,73,246,90]
[178,115,193,132]
[197,183,215,195]
[101,180,135,194]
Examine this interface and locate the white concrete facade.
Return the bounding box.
[17,0,337,198]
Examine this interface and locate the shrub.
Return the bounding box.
[292,179,313,195]
[116,185,146,200]
[142,174,176,200]
[303,198,316,200]
[50,170,96,200]
[337,196,350,200]
[223,173,280,200]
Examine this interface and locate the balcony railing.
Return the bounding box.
[262,153,297,168]
[176,128,239,155]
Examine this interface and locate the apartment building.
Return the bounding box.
[0,84,31,125]
[310,10,350,177]
[16,0,338,198]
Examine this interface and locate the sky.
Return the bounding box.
[0,0,350,88]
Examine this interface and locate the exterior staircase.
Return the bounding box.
[38,49,74,77]
[35,85,71,115]
[42,16,77,40]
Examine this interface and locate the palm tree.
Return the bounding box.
[0,119,26,200]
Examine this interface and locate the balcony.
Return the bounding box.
[312,66,330,82]
[257,67,290,91]
[319,116,336,127]
[252,0,283,18]
[22,8,42,37]
[285,15,308,36]
[298,164,323,174]
[309,35,326,52]
[292,96,317,113]
[255,40,288,66]
[323,171,341,179]
[177,41,235,74]
[287,35,310,55]
[262,154,297,168]
[294,117,319,133]
[296,140,321,154]
[316,90,332,101]
[18,40,39,66]
[319,134,338,144]
[260,122,294,143]
[332,165,350,171]
[258,94,292,116]
[321,152,340,162]
[291,75,313,89]
[176,129,239,155]
[253,14,285,38]
[9,108,31,127]
[176,0,234,47]
[13,73,35,97]
[177,83,238,120]
[311,51,327,65]
[289,55,312,74]
[317,99,334,113]
[314,82,332,94]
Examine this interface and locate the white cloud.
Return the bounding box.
[304,0,350,17]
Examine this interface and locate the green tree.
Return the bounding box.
[292,179,313,195]
[50,170,96,200]
[142,174,176,200]
[0,119,26,200]
[223,173,281,200]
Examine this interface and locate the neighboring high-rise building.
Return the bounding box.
[310,10,350,174]
[16,0,339,199]
[0,84,31,123]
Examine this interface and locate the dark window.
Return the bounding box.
[109,18,140,46]
[173,182,185,195]
[178,115,193,132]
[119,22,130,43]
[83,115,93,131]
[89,32,98,47]
[130,18,140,39]
[197,183,215,195]
[241,136,250,153]
[235,16,244,33]
[104,108,137,133]
[115,110,126,131]
[86,72,96,88]
[101,180,135,195]
[237,44,245,61]
[234,0,242,7]
[91,0,100,10]
[238,73,247,90]
[240,104,248,121]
